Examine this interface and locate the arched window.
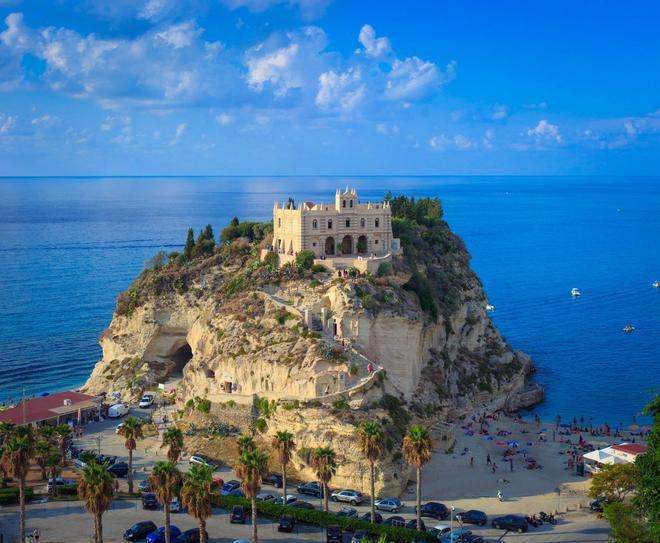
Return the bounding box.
[349,200,353,208]
[328,219,333,229]
[312,219,318,229]
[360,218,365,228]
[375,218,380,228]
[345,219,351,228]
[342,200,346,208]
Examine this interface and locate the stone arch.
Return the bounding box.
[325,236,335,255]
[312,219,318,229]
[341,235,353,255]
[357,235,367,254]
[168,341,193,376]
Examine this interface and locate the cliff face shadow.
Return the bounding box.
[169,342,192,377]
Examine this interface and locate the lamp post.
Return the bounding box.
[450,505,455,538]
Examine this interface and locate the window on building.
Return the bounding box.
[345,219,350,228]
[343,200,346,208]
[375,218,380,228]
[278,218,281,227]
[360,218,365,227]
[375,239,379,244]
[312,219,318,229]
[349,200,353,208]
[312,242,317,247]
[328,219,333,229]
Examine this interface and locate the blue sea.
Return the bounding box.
[0,176,658,425]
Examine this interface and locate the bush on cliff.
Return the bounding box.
[295,250,316,271]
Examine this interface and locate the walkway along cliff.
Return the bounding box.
[83,190,543,496]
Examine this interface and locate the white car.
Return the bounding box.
[428,524,452,538]
[256,492,276,502]
[375,498,402,512]
[330,489,364,505]
[189,454,216,469]
[169,496,181,513]
[138,394,154,408]
[107,403,130,418]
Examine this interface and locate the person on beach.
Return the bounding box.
[486,453,491,465]
[509,458,514,472]
[497,490,503,501]
[470,457,474,468]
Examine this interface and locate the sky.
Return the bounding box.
[0,0,659,176]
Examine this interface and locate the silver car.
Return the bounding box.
[375,498,402,512]
[331,489,364,505]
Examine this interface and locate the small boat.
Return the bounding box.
[571,288,581,297]
[486,304,495,312]
[653,280,660,288]
[623,326,636,333]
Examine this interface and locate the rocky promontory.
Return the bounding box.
[83,195,543,496]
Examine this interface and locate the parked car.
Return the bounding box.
[375,498,402,513]
[142,493,158,510]
[47,477,75,492]
[290,500,315,510]
[221,480,241,496]
[590,496,610,513]
[452,535,483,543]
[351,530,373,542]
[189,454,216,469]
[107,462,129,478]
[297,481,324,498]
[439,528,473,542]
[230,505,246,524]
[428,524,451,538]
[138,480,150,492]
[173,528,208,543]
[418,501,450,520]
[107,403,130,418]
[331,489,364,505]
[335,506,358,518]
[169,496,181,513]
[406,518,426,531]
[146,525,182,543]
[360,511,383,523]
[138,394,155,408]
[382,515,405,527]
[491,515,528,533]
[227,488,245,498]
[326,525,343,543]
[265,473,283,488]
[278,514,295,532]
[275,494,298,505]
[456,509,487,526]
[123,520,157,541]
[256,491,277,502]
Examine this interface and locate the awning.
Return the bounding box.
[49,399,100,416]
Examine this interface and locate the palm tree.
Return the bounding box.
[1,429,34,543]
[181,464,213,543]
[46,449,63,496]
[402,425,432,531]
[38,425,56,444]
[311,446,337,512]
[54,423,72,465]
[149,461,182,543]
[34,440,55,480]
[0,422,15,479]
[237,435,256,455]
[358,421,384,524]
[162,427,184,463]
[118,416,144,494]
[272,431,295,504]
[235,448,269,543]
[78,460,114,543]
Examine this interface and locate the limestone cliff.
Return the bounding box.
[83,203,543,496]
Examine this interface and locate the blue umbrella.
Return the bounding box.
[507,440,519,448]
[40,392,50,397]
[560,423,571,428]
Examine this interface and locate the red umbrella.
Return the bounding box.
[496,441,507,446]
[628,424,640,430]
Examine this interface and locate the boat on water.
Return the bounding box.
[623,325,636,333]
[653,280,660,288]
[571,288,581,297]
[486,304,495,312]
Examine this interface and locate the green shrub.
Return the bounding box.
[255,418,268,433]
[361,293,375,310]
[377,261,393,277]
[404,270,438,320]
[196,398,212,413]
[59,484,78,496]
[295,250,316,271]
[0,486,34,505]
[263,251,278,271]
[332,399,349,410]
[311,263,328,273]
[213,495,434,542]
[185,399,195,409]
[310,278,321,288]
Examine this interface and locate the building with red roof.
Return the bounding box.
[0,391,101,427]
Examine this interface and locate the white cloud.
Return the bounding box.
[453,134,474,150]
[482,128,495,149]
[523,101,548,110]
[385,57,455,102]
[527,119,562,143]
[215,113,234,125]
[31,114,60,126]
[0,113,17,133]
[429,133,475,151]
[357,24,391,58]
[220,0,331,20]
[155,20,202,49]
[169,122,187,145]
[429,134,450,150]
[245,26,327,98]
[315,67,365,113]
[491,103,509,121]
[376,122,399,135]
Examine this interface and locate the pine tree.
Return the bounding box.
[183,228,195,260]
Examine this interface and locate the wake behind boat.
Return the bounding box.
[653,280,660,288]
[623,325,636,333]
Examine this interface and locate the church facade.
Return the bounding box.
[272,187,395,258]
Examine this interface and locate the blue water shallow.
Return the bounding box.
[0,176,658,425]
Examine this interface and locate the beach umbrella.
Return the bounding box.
[641,426,652,431]
[496,441,507,446]
[560,423,571,428]
[40,392,50,397]
[507,440,519,448]
[628,424,639,430]
[484,436,494,441]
